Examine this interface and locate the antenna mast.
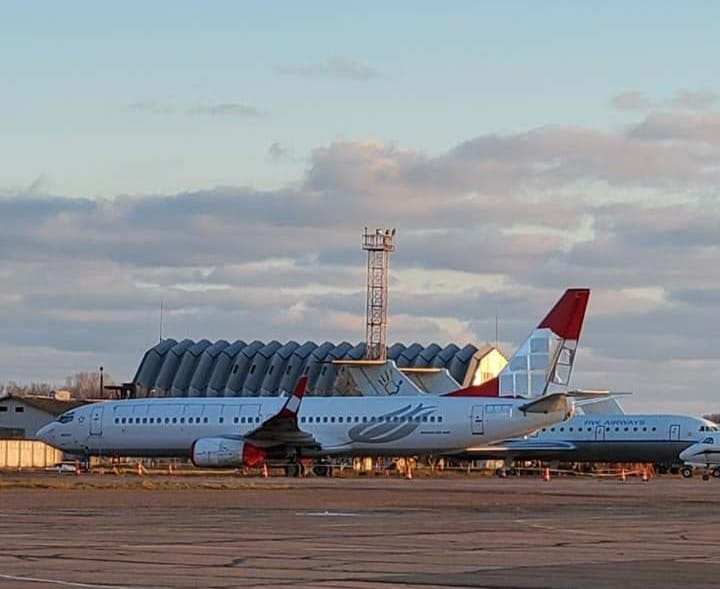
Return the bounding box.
[362,227,395,361]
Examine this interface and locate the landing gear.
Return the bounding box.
[284,462,301,477]
[713,468,720,479]
[681,466,694,478]
[703,473,710,481]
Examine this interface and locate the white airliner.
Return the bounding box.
[460,413,719,471]
[679,432,720,479]
[37,289,590,473]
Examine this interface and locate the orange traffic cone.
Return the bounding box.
[74,461,81,476]
[620,468,626,482]
[136,461,144,476]
[168,462,174,475]
[642,468,649,482]
[542,467,550,482]
[262,463,269,478]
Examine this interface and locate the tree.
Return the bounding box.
[64,371,114,399]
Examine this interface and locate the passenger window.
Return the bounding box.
[121,418,126,424]
[615,427,619,432]
[188,417,194,424]
[422,416,428,422]
[559,427,564,432]
[204,417,209,423]
[300,417,306,423]
[149,418,154,424]
[550,427,555,432]
[165,417,170,424]
[323,417,328,423]
[172,417,177,424]
[438,416,443,423]
[362,416,367,423]
[330,417,336,423]
[240,417,246,424]
[308,417,313,423]
[338,417,343,423]
[255,417,261,423]
[142,418,148,424]
[219,417,224,424]
[233,417,238,424]
[568,427,573,432]
[114,418,119,424]
[180,417,185,424]
[651,427,656,431]
[633,427,638,432]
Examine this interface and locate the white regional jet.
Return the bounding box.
[37,289,590,474]
[679,432,720,479]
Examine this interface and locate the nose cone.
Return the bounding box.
[36,423,56,445]
[679,446,695,462]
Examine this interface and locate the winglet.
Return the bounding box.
[538,288,590,340]
[279,376,307,417]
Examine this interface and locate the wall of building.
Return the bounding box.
[0,439,63,469]
[0,399,57,440]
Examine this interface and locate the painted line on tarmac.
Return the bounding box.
[0,574,140,588]
[296,511,361,517]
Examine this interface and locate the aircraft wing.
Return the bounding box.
[243,377,320,450]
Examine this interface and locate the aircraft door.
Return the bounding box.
[471,405,484,435]
[669,424,680,441]
[90,406,103,436]
[594,425,605,441]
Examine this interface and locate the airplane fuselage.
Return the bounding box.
[464,414,718,465]
[38,395,571,459]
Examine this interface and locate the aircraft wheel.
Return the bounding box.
[681,466,693,479]
[713,468,720,479]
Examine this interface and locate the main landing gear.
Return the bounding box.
[681,465,720,480]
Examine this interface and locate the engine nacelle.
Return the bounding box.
[191,437,266,468]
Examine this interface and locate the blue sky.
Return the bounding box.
[3,2,719,196]
[1,2,720,413]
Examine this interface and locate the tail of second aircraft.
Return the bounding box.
[446,288,590,398]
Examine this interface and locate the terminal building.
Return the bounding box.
[130,340,507,398]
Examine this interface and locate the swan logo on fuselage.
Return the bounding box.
[347,404,437,444]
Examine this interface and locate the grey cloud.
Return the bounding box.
[188,103,265,118]
[4,109,720,411]
[128,102,174,115]
[611,91,653,111]
[670,89,719,111]
[275,57,379,81]
[267,142,291,161]
[627,111,720,144]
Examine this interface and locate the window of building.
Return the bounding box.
[0,406,7,412]
[15,406,24,413]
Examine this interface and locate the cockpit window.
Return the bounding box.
[702,437,715,445]
[58,412,74,424]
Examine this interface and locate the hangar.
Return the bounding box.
[130,340,507,398]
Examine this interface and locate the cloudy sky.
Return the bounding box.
[1,2,719,413]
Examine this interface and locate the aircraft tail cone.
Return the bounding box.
[542,467,550,482]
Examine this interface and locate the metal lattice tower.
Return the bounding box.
[362,227,396,360]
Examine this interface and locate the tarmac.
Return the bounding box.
[1,474,720,588]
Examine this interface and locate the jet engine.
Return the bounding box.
[191,437,267,467]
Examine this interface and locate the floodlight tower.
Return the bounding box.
[362,227,396,361]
